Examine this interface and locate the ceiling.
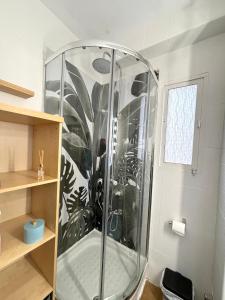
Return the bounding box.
[41,0,225,51]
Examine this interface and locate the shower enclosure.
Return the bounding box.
[44,40,157,300]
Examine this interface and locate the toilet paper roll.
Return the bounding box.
[172,220,186,237]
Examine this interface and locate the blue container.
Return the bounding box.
[24,219,45,244]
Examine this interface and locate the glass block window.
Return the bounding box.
[163,81,201,166]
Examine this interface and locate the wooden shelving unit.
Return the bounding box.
[0,257,53,300]
[0,170,57,194]
[0,214,55,271]
[0,102,63,124]
[0,79,34,99]
[0,102,63,299]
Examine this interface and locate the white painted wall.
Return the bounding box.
[147,33,225,299]
[213,119,225,299]
[0,0,77,111]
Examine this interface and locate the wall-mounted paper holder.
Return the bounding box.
[168,218,187,237]
[168,218,187,225]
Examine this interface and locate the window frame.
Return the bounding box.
[161,77,204,174]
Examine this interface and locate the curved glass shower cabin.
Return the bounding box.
[44,41,157,300]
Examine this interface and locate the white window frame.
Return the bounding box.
[161,76,204,174]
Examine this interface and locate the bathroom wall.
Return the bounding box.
[147,32,225,298]
[0,0,77,111]
[213,117,225,298]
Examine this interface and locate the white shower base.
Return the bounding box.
[56,229,145,300]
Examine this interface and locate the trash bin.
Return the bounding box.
[160,268,194,300]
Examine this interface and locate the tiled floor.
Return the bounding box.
[140,281,162,300]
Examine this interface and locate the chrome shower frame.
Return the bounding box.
[45,39,158,83]
[44,39,158,300]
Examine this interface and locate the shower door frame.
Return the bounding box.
[44,40,158,300]
[45,40,158,83]
[98,48,153,300]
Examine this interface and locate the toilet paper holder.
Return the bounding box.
[168,218,187,237]
[168,218,187,225]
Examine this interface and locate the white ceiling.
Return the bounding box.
[41,0,225,51]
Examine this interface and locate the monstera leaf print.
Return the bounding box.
[131,72,148,97]
[59,154,94,253]
[65,60,94,122]
[116,143,142,186]
[66,187,88,215]
[59,155,76,219]
[62,186,93,252]
[45,55,153,255]
[62,206,94,251]
[60,155,76,195]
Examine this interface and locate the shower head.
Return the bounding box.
[92,52,111,74]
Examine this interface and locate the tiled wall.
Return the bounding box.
[147,32,225,298]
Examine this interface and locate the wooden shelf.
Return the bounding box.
[0,102,63,125]
[0,214,55,271]
[0,79,34,99]
[0,103,62,297]
[0,256,53,300]
[0,170,58,194]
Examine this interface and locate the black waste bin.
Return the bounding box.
[160,268,194,300]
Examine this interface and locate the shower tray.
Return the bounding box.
[56,229,145,300]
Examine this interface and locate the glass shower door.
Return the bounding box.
[45,46,114,300]
[100,50,150,300]
[44,43,157,300]
[60,46,114,300]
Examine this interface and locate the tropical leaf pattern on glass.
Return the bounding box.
[45,57,152,255]
[66,187,88,214]
[60,155,76,195]
[62,135,92,179]
[62,206,94,251]
[116,144,142,186]
[131,72,148,97]
[59,155,94,254]
[65,60,94,122]
[64,83,91,146]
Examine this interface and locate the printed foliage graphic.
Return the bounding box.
[45,59,151,255]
